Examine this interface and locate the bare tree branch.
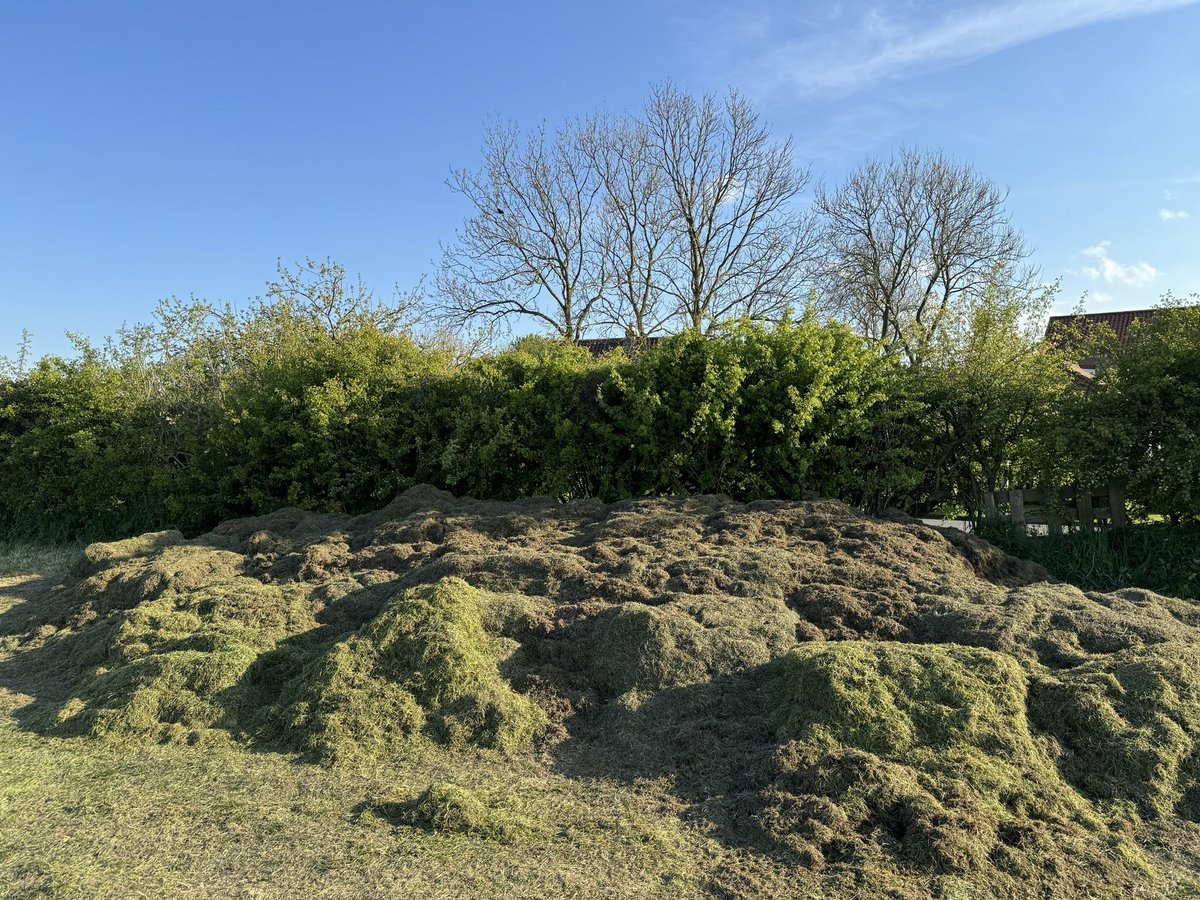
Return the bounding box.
[645,83,818,333]
[815,147,1036,365]
[578,113,677,338]
[435,120,609,340]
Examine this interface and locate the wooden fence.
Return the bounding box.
[982,484,1128,531]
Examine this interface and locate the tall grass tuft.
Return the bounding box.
[0,542,81,579]
[977,522,1200,600]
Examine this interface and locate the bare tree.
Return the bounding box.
[579,114,677,338]
[815,147,1035,365]
[436,120,608,340]
[645,83,817,332]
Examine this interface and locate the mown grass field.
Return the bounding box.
[5,490,1200,899]
[0,542,779,899]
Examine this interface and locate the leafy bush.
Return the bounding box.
[433,337,614,500]
[1070,301,1200,522]
[906,285,1071,521]
[0,352,170,540]
[598,314,914,504]
[198,322,451,522]
[3,303,917,541]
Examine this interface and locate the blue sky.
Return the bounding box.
[2,0,1198,359]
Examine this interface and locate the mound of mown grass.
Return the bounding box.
[7,485,1200,897]
[47,573,545,762]
[368,781,543,844]
[283,578,547,762]
[762,643,1112,882]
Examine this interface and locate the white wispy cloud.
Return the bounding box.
[1080,241,1159,287]
[745,0,1200,96]
[1160,208,1191,221]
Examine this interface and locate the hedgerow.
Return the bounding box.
[0,307,917,541]
[2,292,1197,545]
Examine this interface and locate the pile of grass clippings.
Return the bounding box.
[283,578,548,762]
[368,781,542,844]
[6,485,1200,897]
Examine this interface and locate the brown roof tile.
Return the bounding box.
[575,336,663,357]
[1044,309,1159,347]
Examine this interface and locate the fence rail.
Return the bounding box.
[983,484,1127,531]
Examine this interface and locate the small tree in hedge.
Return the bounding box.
[912,280,1069,522]
[1078,298,1200,522]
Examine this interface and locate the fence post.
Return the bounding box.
[1076,487,1094,533]
[1045,486,1065,535]
[1010,490,1026,527]
[1108,483,1128,528]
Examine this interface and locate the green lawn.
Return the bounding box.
[0,545,759,899]
[5,537,1200,899]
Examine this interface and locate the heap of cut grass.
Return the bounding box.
[1030,642,1200,819]
[12,486,1200,896]
[73,542,245,616]
[70,530,186,578]
[587,595,797,696]
[48,570,546,761]
[284,578,547,762]
[371,781,540,844]
[760,642,1130,883]
[51,579,314,744]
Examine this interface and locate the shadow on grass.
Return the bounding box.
[0,571,91,707]
[548,666,796,863]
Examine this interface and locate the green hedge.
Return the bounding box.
[0,314,917,541]
[4,299,1197,547]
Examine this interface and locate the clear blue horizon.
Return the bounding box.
[2,0,1198,360]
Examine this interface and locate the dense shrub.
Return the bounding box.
[198,323,452,523]
[1068,302,1200,522]
[598,315,916,504]
[433,337,614,500]
[2,291,1197,545]
[0,352,169,540]
[905,288,1071,521]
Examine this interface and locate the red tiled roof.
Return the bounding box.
[1067,362,1096,380]
[1044,309,1158,347]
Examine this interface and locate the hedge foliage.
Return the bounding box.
[2,295,1197,543]
[1062,302,1200,522]
[0,305,914,541]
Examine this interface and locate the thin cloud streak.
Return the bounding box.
[1080,241,1160,288]
[748,0,1200,97]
